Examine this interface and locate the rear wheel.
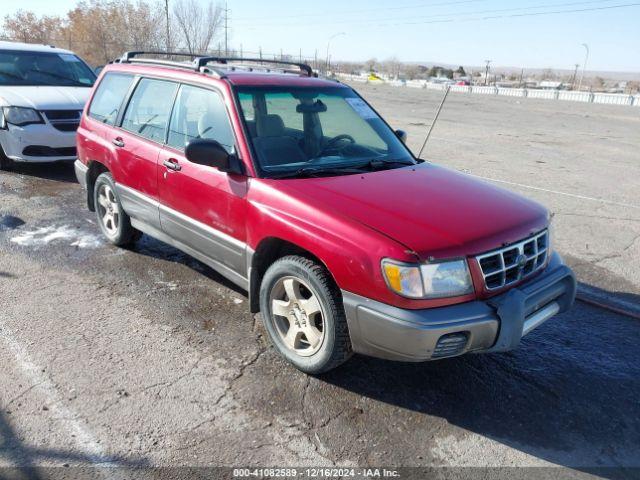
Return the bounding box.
[260,255,352,374]
[94,172,140,246]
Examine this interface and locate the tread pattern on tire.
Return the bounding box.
[94,172,140,247]
[264,255,353,374]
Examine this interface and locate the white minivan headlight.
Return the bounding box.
[2,107,44,126]
[382,258,474,299]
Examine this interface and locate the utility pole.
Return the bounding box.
[578,43,589,91]
[164,0,170,52]
[484,60,491,86]
[259,46,262,60]
[570,64,579,90]
[519,67,524,88]
[223,1,230,57]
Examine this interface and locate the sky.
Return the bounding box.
[7,0,640,73]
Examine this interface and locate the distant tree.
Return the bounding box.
[592,76,605,91]
[542,68,557,80]
[172,0,223,55]
[381,56,401,79]
[627,81,640,94]
[427,66,453,79]
[365,57,377,72]
[455,65,466,76]
[3,10,65,45]
[404,64,421,80]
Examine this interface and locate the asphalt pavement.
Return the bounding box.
[1,87,639,479]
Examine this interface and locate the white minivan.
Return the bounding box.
[0,41,96,170]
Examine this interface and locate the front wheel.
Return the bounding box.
[94,172,140,246]
[259,256,352,374]
[0,146,13,171]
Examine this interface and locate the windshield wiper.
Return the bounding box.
[0,71,26,81]
[270,166,366,179]
[27,69,87,87]
[356,158,415,170]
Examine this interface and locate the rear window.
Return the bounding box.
[88,73,134,126]
[121,78,178,143]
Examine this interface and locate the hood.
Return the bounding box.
[0,86,91,110]
[276,163,548,260]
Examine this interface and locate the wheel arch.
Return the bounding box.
[86,160,110,211]
[248,237,339,313]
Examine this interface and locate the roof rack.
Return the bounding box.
[116,51,314,78]
[195,57,314,77]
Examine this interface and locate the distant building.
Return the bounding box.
[539,81,564,90]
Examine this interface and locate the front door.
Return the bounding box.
[158,83,249,284]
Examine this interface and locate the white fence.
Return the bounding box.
[336,74,640,107]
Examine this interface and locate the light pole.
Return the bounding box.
[578,43,589,91]
[325,32,346,73]
[484,60,491,86]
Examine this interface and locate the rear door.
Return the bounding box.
[158,83,249,284]
[113,77,178,229]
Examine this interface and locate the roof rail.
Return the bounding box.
[195,57,314,77]
[116,51,226,78]
[115,51,314,78]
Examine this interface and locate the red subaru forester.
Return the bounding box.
[75,52,576,374]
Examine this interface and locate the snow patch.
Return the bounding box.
[10,225,102,249]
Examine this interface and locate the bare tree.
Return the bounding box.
[172,0,222,55]
[3,10,65,45]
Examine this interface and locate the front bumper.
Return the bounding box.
[342,252,576,362]
[0,123,77,162]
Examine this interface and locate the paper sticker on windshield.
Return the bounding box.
[345,98,378,120]
[59,54,80,62]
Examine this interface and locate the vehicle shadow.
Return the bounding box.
[7,161,77,183]
[320,288,640,477]
[0,410,150,478]
[127,234,247,296]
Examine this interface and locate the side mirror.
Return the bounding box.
[185,139,243,174]
[395,129,407,144]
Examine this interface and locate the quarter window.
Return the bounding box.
[121,78,178,143]
[167,84,235,152]
[88,73,133,126]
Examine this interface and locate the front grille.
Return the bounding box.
[476,230,548,290]
[42,110,82,132]
[23,145,77,157]
[432,332,468,359]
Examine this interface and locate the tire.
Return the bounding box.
[259,255,352,374]
[0,145,13,171]
[93,172,140,246]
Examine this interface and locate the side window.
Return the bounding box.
[167,85,235,152]
[121,78,178,143]
[88,73,133,125]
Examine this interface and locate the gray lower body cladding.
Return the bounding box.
[342,252,576,362]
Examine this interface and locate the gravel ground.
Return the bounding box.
[0,86,639,479]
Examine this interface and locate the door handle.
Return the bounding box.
[112,137,125,148]
[163,158,181,171]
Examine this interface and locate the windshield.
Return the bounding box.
[0,50,95,87]
[236,86,415,178]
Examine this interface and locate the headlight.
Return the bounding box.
[382,258,474,299]
[2,107,44,126]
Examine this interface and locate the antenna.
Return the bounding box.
[417,85,450,159]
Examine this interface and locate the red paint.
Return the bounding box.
[78,62,549,310]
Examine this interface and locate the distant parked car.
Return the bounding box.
[0,41,96,170]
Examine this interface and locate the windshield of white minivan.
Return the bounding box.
[0,50,95,87]
[236,86,415,178]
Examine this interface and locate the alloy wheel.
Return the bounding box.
[269,276,325,357]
